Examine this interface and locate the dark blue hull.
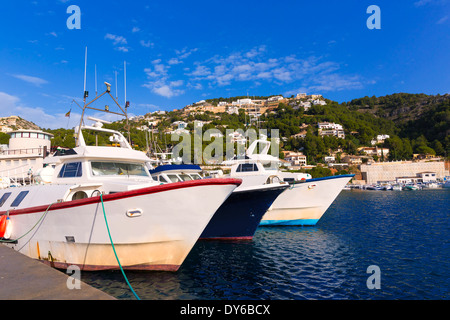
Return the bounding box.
[199,185,287,240]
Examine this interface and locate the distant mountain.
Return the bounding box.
[0,116,40,131]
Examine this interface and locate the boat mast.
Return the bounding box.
[75,50,131,147]
[124,61,130,144]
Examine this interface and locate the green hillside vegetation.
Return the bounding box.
[41,93,448,165]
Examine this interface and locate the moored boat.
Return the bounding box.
[0,86,241,272]
[150,164,288,240]
[221,140,354,226]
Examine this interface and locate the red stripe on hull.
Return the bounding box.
[2,178,241,217]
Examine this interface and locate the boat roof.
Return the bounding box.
[149,164,202,175]
[45,145,150,164]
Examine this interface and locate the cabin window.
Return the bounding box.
[263,161,279,171]
[72,191,88,200]
[158,176,169,183]
[191,174,202,180]
[58,162,83,178]
[91,161,149,177]
[236,163,258,172]
[179,174,193,181]
[0,193,12,207]
[167,174,181,183]
[11,191,29,207]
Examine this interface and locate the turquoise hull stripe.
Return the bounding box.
[259,219,319,226]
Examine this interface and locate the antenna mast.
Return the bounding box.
[95,64,98,97]
[124,61,130,143]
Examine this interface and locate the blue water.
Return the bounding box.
[81,189,449,300]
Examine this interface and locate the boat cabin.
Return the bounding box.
[149,164,203,184]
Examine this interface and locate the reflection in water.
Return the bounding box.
[81,189,450,300]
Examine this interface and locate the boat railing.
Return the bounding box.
[0,164,36,188]
[0,147,45,156]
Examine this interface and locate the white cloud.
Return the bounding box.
[149,84,184,98]
[105,33,127,45]
[436,15,448,24]
[12,74,48,87]
[0,91,78,129]
[183,47,365,93]
[140,40,153,48]
[175,47,198,59]
[104,34,130,52]
[143,61,184,98]
[132,27,140,33]
[168,58,181,65]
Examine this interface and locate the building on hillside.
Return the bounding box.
[342,155,364,165]
[283,151,307,166]
[312,99,326,106]
[360,160,448,184]
[371,134,390,145]
[318,122,345,139]
[359,146,390,158]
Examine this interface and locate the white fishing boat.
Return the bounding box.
[150,164,288,240]
[0,83,240,272]
[392,184,403,191]
[220,140,354,226]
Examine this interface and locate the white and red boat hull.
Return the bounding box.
[2,178,240,271]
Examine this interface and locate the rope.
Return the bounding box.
[99,193,140,300]
[0,203,54,244]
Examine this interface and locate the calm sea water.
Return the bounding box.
[81,189,449,300]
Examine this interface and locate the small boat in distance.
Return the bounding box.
[404,184,420,190]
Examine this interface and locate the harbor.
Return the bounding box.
[0,1,449,304]
[79,188,449,300]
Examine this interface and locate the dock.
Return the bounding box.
[0,245,115,300]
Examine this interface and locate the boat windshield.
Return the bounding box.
[166,174,181,182]
[179,174,193,181]
[262,161,280,171]
[91,161,149,177]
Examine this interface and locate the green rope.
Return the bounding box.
[0,203,54,244]
[99,193,140,300]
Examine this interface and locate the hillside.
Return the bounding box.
[6,93,447,164]
[0,116,40,131]
[345,93,450,145]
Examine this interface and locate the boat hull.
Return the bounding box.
[199,184,287,240]
[2,178,240,271]
[260,175,353,226]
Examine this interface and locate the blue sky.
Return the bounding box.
[0,0,449,129]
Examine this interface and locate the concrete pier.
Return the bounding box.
[0,245,115,300]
